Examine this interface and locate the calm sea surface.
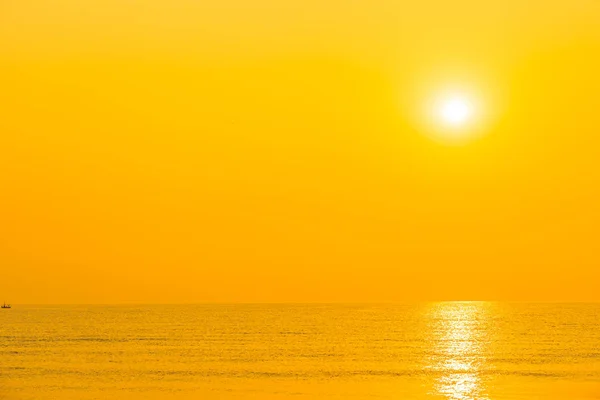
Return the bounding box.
[1,303,599,400]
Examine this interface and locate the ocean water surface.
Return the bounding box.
[1,303,599,399]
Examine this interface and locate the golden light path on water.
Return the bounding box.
[428,302,492,400]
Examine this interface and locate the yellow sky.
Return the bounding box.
[2,0,600,303]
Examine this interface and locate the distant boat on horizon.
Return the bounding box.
[1,302,11,309]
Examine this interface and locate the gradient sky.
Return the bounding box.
[2,0,600,303]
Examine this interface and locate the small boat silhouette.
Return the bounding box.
[1,302,11,309]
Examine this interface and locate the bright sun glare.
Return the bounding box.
[419,89,486,144]
[440,97,472,126]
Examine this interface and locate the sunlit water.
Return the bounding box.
[1,303,599,399]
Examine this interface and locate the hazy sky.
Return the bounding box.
[2,0,600,303]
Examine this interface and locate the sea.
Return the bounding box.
[1,303,599,400]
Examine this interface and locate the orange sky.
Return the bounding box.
[2,0,600,303]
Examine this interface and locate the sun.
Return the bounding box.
[440,97,472,126]
[407,76,498,145]
[418,89,485,144]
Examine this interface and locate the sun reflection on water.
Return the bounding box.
[427,302,492,400]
